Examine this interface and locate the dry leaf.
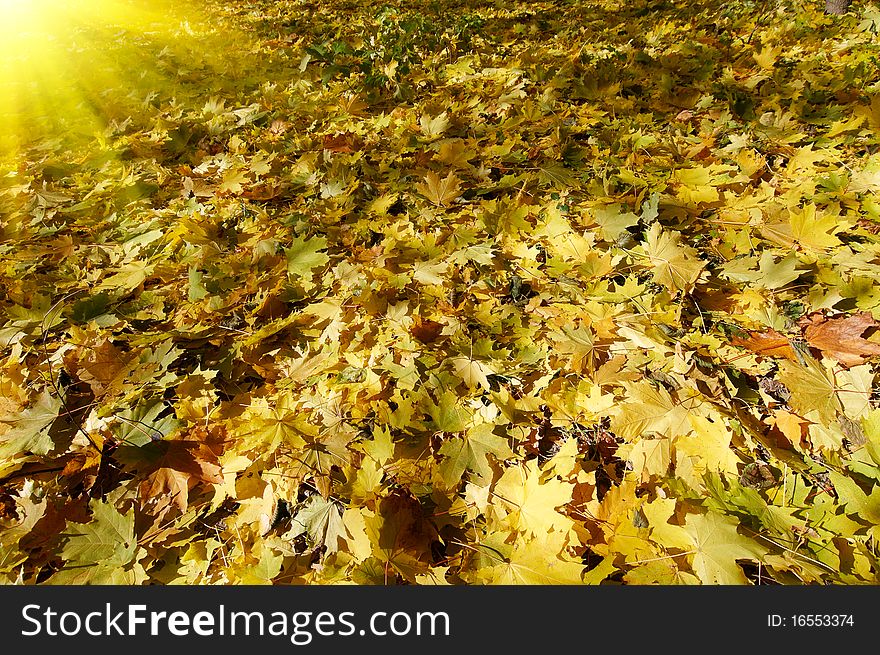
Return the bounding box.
[731,329,800,361]
[411,316,445,344]
[803,312,880,367]
[416,170,461,207]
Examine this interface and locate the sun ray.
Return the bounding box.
[0,0,225,164]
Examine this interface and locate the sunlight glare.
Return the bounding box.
[0,0,210,161]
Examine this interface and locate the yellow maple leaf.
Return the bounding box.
[777,357,843,424]
[367,192,398,216]
[848,155,880,193]
[785,144,825,174]
[411,259,448,285]
[449,355,494,391]
[435,139,474,168]
[610,381,695,440]
[419,111,450,139]
[825,114,865,138]
[219,166,249,194]
[674,414,741,477]
[753,44,781,69]
[684,511,767,584]
[492,460,574,537]
[417,171,461,207]
[414,566,453,585]
[787,203,842,250]
[547,323,597,373]
[620,436,672,482]
[341,508,373,562]
[486,535,586,584]
[641,222,705,293]
[673,165,720,205]
[643,497,693,551]
[437,423,515,487]
[236,394,310,451]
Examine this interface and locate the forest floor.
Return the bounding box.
[2,0,880,584]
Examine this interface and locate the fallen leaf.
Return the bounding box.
[803,312,880,366]
[437,422,514,486]
[287,495,347,554]
[731,329,800,361]
[641,222,705,293]
[684,511,767,584]
[449,355,494,391]
[60,500,138,568]
[0,392,62,457]
[417,171,461,207]
[411,316,444,344]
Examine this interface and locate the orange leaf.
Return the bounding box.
[803,312,880,367]
[731,329,799,361]
[140,467,191,513]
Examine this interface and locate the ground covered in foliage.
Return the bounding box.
[2,0,880,584]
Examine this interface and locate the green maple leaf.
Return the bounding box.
[702,473,800,536]
[426,390,472,433]
[777,358,842,424]
[537,162,578,189]
[828,471,880,525]
[288,495,347,554]
[286,234,329,278]
[0,392,62,457]
[684,511,767,584]
[113,401,181,447]
[437,423,515,486]
[61,500,137,568]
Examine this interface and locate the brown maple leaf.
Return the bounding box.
[159,426,225,485]
[731,329,799,361]
[802,312,880,367]
[411,316,445,344]
[63,340,135,398]
[140,467,191,514]
[321,132,359,153]
[375,489,439,561]
[123,425,225,507]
